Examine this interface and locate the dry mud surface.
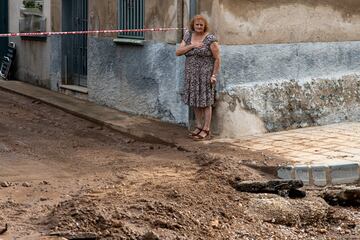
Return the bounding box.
[0,89,359,240]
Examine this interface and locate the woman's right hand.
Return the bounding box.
[191,42,204,49]
[176,41,203,56]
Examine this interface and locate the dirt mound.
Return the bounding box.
[246,195,329,226]
[45,198,110,236]
[193,152,268,183]
[44,195,197,239]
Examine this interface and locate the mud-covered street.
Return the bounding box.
[0,89,359,240]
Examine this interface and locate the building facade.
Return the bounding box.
[4,0,360,137]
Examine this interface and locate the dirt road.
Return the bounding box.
[0,89,359,240]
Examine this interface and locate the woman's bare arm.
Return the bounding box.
[210,42,221,76]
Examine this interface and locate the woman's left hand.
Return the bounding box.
[210,75,217,85]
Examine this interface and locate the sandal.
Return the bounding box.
[193,130,211,141]
[188,127,202,137]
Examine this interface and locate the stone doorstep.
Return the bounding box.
[277,163,360,186]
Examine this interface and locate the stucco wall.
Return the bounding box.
[213,41,360,137]
[51,0,61,32]
[87,37,188,124]
[9,0,52,88]
[144,0,179,43]
[49,36,62,91]
[88,0,117,38]
[85,0,187,124]
[198,0,360,44]
[88,0,181,43]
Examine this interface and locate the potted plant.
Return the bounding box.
[22,0,43,16]
[20,0,46,35]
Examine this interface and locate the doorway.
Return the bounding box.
[62,0,88,87]
[0,0,9,58]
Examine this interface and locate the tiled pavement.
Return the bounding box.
[227,122,360,166]
[213,123,360,185]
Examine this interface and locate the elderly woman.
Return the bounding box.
[176,15,221,140]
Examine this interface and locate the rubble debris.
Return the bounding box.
[141,231,160,240]
[22,182,32,187]
[247,195,330,226]
[233,179,306,198]
[321,187,360,206]
[49,231,97,240]
[40,180,50,185]
[0,223,8,235]
[0,181,11,188]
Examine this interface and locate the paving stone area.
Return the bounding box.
[214,122,360,185]
[229,122,360,165]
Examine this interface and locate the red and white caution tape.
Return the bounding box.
[0,27,186,38]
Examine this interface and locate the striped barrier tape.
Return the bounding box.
[0,27,186,38]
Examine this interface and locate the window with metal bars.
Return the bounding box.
[118,0,144,39]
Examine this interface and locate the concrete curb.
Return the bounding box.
[278,163,360,186]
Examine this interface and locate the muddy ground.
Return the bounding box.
[0,89,359,240]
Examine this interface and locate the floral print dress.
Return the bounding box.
[181,31,218,107]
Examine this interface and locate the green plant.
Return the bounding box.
[23,0,42,10]
[23,0,35,8]
[36,2,43,11]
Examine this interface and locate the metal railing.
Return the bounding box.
[118,0,144,39]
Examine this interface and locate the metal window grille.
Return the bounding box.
[118,0,144,39]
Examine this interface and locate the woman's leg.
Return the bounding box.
[195,106,212,139]
[190,107,204,135]
[203,106,212,131]
[194,107,203,128]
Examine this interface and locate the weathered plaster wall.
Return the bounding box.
[51,0,61,32]
[48,0,61,91]
[88,0,181,43]
[144,0,179,43]
[183,0,190,29]
[222,76,360,131]
[9,0,52,88]
[49,36,62,91]
[85,0,187,124]
[87,37,188,124]
[198,0,360,44]
[88,0,117,38]
[214,41,360,137]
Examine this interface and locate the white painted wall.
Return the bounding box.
[9,0,52,87]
